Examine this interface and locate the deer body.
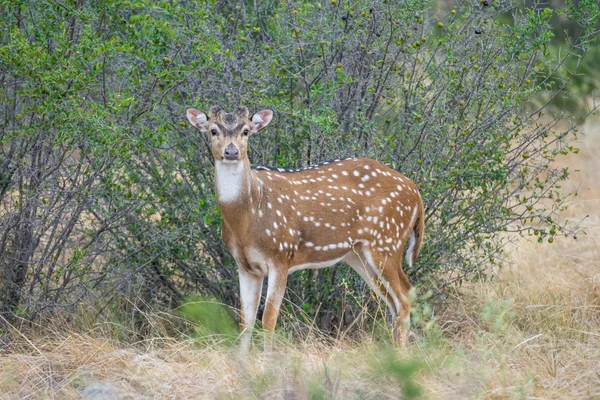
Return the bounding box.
[187,106,424,352]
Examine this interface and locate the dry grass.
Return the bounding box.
[1,122,599,399]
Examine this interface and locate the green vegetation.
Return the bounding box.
[0,0,598,336]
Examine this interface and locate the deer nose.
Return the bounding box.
[223,144,240,160]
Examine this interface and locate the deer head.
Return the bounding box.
[186,106,273,163]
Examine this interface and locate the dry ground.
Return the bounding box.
[0,121,598,399]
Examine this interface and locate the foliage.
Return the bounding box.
[0,0,597,335]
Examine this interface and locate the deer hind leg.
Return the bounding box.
[362,249,411,348]
[344,249,406,345]
[394,266,412,348]
[344,251,395,310]
[262,267,287,352]
[238,268,263,354]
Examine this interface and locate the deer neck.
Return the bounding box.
[214,159,261,221]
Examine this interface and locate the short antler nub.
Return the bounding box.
[209,105,223,119]
[235,106,249,119]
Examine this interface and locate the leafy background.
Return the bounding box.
[0,0,598,336]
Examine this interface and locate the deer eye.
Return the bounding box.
[243,129,249,136]
[211,129,218,136]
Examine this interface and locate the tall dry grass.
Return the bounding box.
[0,121,598,399]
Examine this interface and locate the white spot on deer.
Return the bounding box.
[342,171,349,176]
[362,175,370,182]
[306,242,314,247]
[273,222,278,229]
[332,174,339,179]
[267,202,272,209]
[259,210,264,217]
[266,229,272,236]
[353,170,360,176]
[276,210,282,216]
[315,222,321,227]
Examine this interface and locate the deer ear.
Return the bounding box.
[186,108,209,132]
[250,110,273,132]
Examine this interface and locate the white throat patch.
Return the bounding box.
[215,160,246,203]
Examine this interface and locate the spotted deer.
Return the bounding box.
[186,105,425,352]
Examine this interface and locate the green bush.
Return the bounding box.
[0,0,597,335]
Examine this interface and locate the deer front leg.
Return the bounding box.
[238,268,263,354]
[262,268,287,352]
